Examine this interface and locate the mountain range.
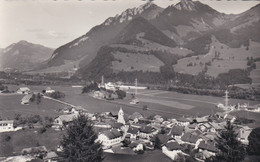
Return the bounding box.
[3,0,260,84]
[0,40,53,71]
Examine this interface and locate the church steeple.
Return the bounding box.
[117,107,125,125]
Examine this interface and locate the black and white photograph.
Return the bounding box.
[0,0,260,161]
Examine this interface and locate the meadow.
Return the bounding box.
[3,85,260,121]
[0,128,64,156]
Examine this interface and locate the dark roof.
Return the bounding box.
[157,134,171,145]
[191,130,202,136]
[102,129,122,139]
[198,141,218,152]
[181,132,200,144]
[110,111,118,117]
[128,142,138,148]
[195,117,208,123]
[128,127,139,134]
[188,124,197,129]
[171,126,184,136]
[140,126,153,133]
[215,112,226,118]
[225,114,235,120]
[177,117,190,122]
[129,112,143,120]
[166,142,182,151]
[109,122,123,129]
[21,146,47,154]
[138,118,151,124]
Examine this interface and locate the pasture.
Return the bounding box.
[0,94,64,120]
[0,128,64,156]
[2,85,260,124]
[174,37,260,77]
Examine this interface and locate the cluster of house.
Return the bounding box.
[51,106,254,161]
[17,87,56,95]
[17,87,56,105]
[0,96,255,161]
[98,82,147,91]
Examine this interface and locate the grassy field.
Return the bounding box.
[0,128,64,156]
[231,110,260,128]
[174,37,260,77]
[250,62,260,84]
[3,84,260,123]
[112,51,163,72]
[104,150,171,162]
[0,94,64,120]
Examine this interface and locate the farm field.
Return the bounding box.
[2,85,260,124]
[104,150,171,162]
[0,128,64,156]
[0,94,64,120]
[174,37,260,77]
[250,62,260,84]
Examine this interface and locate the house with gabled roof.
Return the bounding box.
[139,126,156,139]
[225,114,236,123]
[54,114,78,128]
[181,132,201,146]
[188,123,197,130]
[237,126,252,145]
[97,129,122,149]
[0,120,14,132]
[21,94,32,105]
[156,134,172,146]
[127,127,139,139]
[170,126,184,138]
[198,140,218,157]
[17,87,31,94]
[165,142,182,151]
[128,112,143,123]
[109,121,123,130]
[176,117,190,126]
[195,116,208,123]
[208,122,223,133]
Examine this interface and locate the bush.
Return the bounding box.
[115,90,126,99]
[49,91,65,99]
[39,127,46,134]
[247,127,260,155]
[82,82,99,94]
[4,135,11,142]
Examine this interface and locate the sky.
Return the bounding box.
[0,0,259,49]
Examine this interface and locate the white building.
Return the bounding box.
[17,87,31,94]
[0,120,14,132]
[97,129,122,149]
[21,94,32,105]
[117,108,125,125]
[176,117,190,126]
[45,87,55,94]
[53,114,78,128]
[238,126,252,145]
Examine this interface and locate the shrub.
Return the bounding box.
[115,90,126,99]
[49,91,65,99]
[39,127,46,134]
[4,135,11,142]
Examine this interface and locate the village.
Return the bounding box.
[0,82,259,162]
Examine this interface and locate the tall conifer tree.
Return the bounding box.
[59,113,103,162]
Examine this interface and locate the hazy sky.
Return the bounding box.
[0,0,259,49]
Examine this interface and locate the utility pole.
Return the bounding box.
[135,78,137,97]
[101,75,104,86]
[224,90,229,107]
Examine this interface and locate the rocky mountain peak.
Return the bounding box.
[175,0,196,11]
[103,1,161,26]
